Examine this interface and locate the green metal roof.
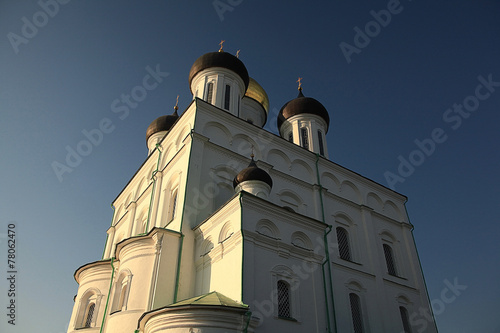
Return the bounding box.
[169,291,248,309]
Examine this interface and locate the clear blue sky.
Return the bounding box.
[1,1,499,332]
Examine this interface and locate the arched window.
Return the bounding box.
[400,306,412,333]
[301,128,309,149]
[277,280,291,318]
[169,188,178,222]
[224,84,231,110]
[75,289,102,329]
[318,130,325,156]
[206,82,214,104]
[336,227,351,261]
[349,293,364,333]
[111,271,132,314]
[83,302,95,328]
[383,243,397,276]
[271,265,300,320]
[288,132,293,142]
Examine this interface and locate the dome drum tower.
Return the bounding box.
[278,87,330,158]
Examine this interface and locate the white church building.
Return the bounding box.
[67,46,438,333]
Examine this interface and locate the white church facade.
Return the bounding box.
[67,46,438,333]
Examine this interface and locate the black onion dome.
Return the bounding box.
[146,110,179,143]
[233,158,273,189]
[188,51,250,92]
[278,89,330,132]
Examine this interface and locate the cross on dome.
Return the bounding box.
[297,77,303,91]
[174,95,179,111]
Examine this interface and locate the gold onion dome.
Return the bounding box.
[278,87,330,132]
[188,51,250,93]
[245,77,270,114]
[233,156,273,189]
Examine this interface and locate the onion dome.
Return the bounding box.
[188,51,249,93]
[278,87,330,132]
[145,106,179,143]
[233,156,273,189]
[244,77,270,114]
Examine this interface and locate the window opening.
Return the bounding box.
[84,303,95,328]
[277,280,291,318]
[336,227,351,261]
[301,128,309,149]
[383,244,397,276]
[169,189,178,221]
[400,306,412,333]
[206,82,214,104]
[318,130,325,156]
[224,84,231,110]
[349,293,363,333]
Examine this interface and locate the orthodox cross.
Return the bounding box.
[297,77,303,90]
[219,40,225,52]
[174,95,179,112]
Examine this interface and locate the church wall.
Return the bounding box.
[239,194,327,333]
[105,237,158,332]
[193,195,243,302]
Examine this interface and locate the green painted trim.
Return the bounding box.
[243,310,252,333]
[239,193,244,301]
[99,257,115,333]
[173,127,195,303]
[316,153,336,333]
[173,234,184,303]
[145,144,163,232]
[321,261,331,333]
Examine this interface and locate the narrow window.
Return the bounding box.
[349,293,364,333]
[118,285,127,310]
[383,244,397,276]
[400,306,412,333]
[301,128,309,149]
[206,82,214,104]
[169,189,178,222]
[224,84,231,110]
[277,280,291,318]
[336,227,351,261]
[84,303,95,328]
[288,132,293,142]
[318,130,325,156]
